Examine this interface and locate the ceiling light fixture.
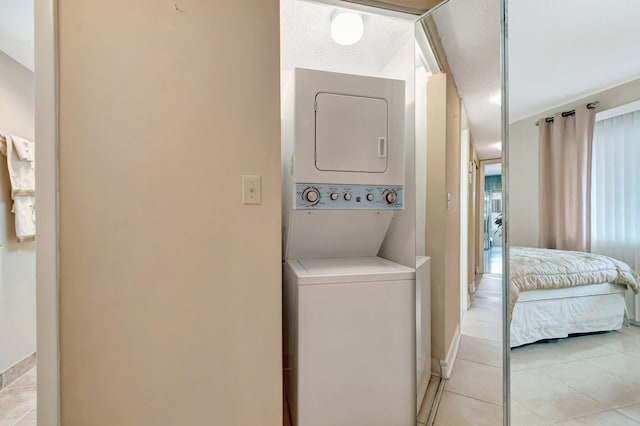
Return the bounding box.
[331,12,364,46]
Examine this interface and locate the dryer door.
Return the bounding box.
[315,93,388,173]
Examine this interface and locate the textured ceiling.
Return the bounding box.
[0,0,33,70]
[432,0,502,160]
[281,0,414,75]
[508,0,640,123]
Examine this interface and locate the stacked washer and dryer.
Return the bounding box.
[282,68,416,426]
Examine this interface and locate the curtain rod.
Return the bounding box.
[535,101,600,126]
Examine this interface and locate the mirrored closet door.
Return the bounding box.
[507,1,640,424]
[414,0,505,424]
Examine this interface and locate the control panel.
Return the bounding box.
[295,183,403,210]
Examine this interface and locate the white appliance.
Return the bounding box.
[282,68,406,259]
[283,257,415,426]
[281,69,415,425]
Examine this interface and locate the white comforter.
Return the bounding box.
[510,247,640,310]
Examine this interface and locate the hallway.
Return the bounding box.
[433,273,504,425]
[484,246,502,275]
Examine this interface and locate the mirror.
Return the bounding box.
[507,1,640,424]
[414,0,505,424]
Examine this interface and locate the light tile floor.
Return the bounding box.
[485,246,503,275]
[0,368,36,426]
[432,273,505,426]
[511,326,640,425]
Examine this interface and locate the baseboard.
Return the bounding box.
[430,358,441,376]
[439,326,461,379]
[0,352,36,390]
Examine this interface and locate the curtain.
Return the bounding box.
[591,110,640,272]
[538,104,595,251]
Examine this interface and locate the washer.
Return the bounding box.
[283,257,415,426]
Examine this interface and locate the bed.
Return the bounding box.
[510,247,640,347]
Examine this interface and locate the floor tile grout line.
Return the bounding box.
[451,357,503,372]
[515,397,605,425]
[456,355,502,369]
[615,407,640,424]
[460,334,504,345]
[442,389,503,408]
[8,406,34,426]
[513,372,626,420]
[566,406,640,424]
[535,355,640,386]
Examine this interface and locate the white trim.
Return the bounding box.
[35,0,60,424]
[596,99,640,121]
[460,128,470,322]
[439,325,461,379]
[477,158,501,275]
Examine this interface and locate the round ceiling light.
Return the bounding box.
[331,12,364,46]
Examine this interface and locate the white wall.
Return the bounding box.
[415,65,428,258]
[0,51,36,373]
[509,78,640,247]
[378,35,417,268]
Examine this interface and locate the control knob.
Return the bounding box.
[366,193,374,202]
[330,192,338,201]
[302,187,320,205]
[383,189,398,204]
[344,192,352,201]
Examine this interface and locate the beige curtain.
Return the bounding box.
[538,104,595,251]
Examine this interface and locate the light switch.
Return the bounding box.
[242,175,261,205]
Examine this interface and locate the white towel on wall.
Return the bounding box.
[12,135,35,162]
[12,196,35,242]
[0,135,35,196]
[0,135,36,242]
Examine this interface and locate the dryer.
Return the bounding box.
[282,68,406,259]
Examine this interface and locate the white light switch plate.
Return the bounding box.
[242,175,261,205]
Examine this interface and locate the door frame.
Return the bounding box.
[476,158,501,275]
[35,0,60,424]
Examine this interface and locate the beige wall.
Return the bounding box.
[424,70,461,361]
[509,78,640,247]
[57,1,282,424]
[0,51,36,373]
[443,71,461,354]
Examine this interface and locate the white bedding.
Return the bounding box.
[510,247,640,311]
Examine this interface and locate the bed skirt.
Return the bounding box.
[511,283,627,347]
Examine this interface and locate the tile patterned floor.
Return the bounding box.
[432,273,505,425]
[426,267,640,426]
[511,326,640,425]
[0,368,36,426]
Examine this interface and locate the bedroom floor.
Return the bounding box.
[0,368,36,425]
[511,324,640,424]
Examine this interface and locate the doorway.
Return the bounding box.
[478,160,502,275]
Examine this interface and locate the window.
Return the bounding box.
[591,102,640,272]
